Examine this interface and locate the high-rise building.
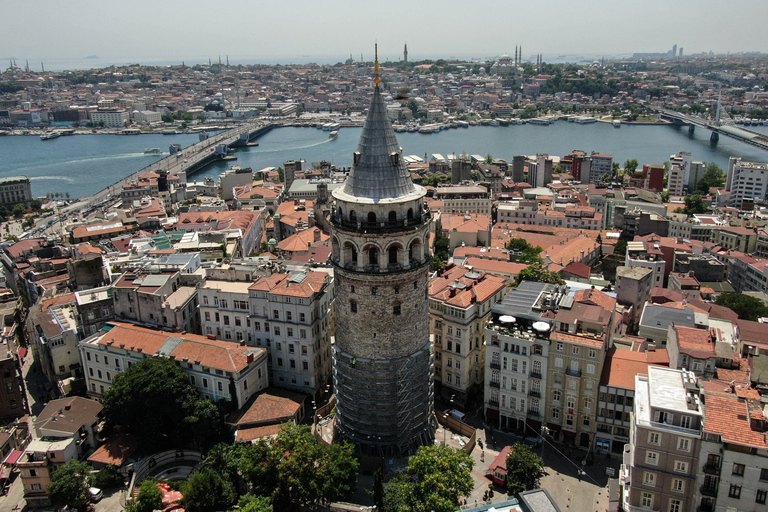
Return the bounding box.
[330,50,435,457]
[726,157,768,208]
[669,151,692,196]
[403,43,408,63]
[588,152,613,184]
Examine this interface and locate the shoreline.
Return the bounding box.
[0,118,673,137]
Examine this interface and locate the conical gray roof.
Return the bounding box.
[340,86,419,201]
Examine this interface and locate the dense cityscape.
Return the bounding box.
[1,41,768,512]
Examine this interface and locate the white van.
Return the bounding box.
[446,409,466,422]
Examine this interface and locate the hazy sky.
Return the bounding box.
[5,0,768,68]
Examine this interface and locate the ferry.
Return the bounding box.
[322,122,340,131]
[40,131,61,140]
[329,131,339,139]
[144,148,163,155]
[457,121,470,128]
[612,120,621,128]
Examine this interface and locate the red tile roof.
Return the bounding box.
[428,265,507,308]
[600,348,668,389]
[236,388,306,427]
[673,325,716,358]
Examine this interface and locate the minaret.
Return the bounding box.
[404,43,408,63]
[331,45,435,458]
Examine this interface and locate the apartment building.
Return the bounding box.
[668,151,691,196]
[79,322,269,408]
[547,288,614,449]
[597,348,668,456]
[433,185,492,215]
[726,157,768,208]
[588,152,613,184]
[429,265,507,409]
[620,367,703,512]
[247,271,334,399]
[695,383,768,512]
[484,281,557,435]
[626,241,666,288]
[90,109,129,128]
[111,270,199,333]
[0,176,33,208]
[199,280,253,343]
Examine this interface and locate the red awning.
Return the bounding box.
[3,449,23,465]
[17,347,27,359]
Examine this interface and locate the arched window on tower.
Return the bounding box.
[369,247,378,266]
[337,208,343,221]
[389,211,397,223]
[407,208,414,220]
[389,246,398,265]
[350,300,357,313]
[350,210,357,223]
[368,212,377,225]
[393,301,401,316]
[350,246,357,263]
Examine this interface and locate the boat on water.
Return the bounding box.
[329,131,339,139]
[612,120,622,128]
[457,121,470,128]
[41,132,61,140]
[144,148,162,155]
[322,122,341,131]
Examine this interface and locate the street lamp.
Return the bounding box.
[540,426,550,460]
[443,412,449,445]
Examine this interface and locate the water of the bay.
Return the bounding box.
[2,123,768,199]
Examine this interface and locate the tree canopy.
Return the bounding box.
[382,445,474,512]
[514,264,566,287]
[506,238,544,265]
[191,424,359,512]
[675,194,710,215]
[505,443,545,495]
[102,358,228,452]
[48,460,92,510]
[696,162,727,193]
[127,480,164,512]
[715,293,768,321]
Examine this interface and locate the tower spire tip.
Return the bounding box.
[374,44,380,86]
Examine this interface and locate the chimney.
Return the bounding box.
[239,340,245,346]
[314,228,321,242]
[247,353,254,363]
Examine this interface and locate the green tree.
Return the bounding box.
[506,238,543,264]
[12,204,26,219]
[277,167,285,183]
[372,467,385,510]
[624,159,639,174]
[485,154,494,164]
[92,464,124,489]
[182,111,194,122]
[404,445,474,512]
[506,443,545,495]
[613,239,628,256]
[102,358,228,452]
[30,199,43,211]
[183,469,237,512]
[675,194,709,215]
[697,162,727,193]
[237,494,273,512]
[22,217,34,230]
[514,265,566,287]
[715,293,768,321]
[48,460,92,510]
[127,480,164,512]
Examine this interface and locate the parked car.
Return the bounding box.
[445,409,466,422]
[88,487,103,502]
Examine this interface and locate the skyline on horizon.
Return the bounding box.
[3,0,768,72]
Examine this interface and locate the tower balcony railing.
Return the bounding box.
[489,381,500,389]
[490,361,501,370]
[529,370,542,379]
[332,210,432,233]
[528,389,541,398]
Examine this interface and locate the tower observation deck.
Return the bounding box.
[330,47,435,457]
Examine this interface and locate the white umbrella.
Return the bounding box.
[499,315,516,323]
[532,321,551,332]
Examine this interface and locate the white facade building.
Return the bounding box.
[725,156,768,208]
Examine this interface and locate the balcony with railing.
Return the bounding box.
[488,399,499,408]
[490,381,500,389]
[331,208,432,233]
[490,361,501,370]
[699,485,718,498]
[566,368,582,378]
[527,408,540,417]
[529,370,542,379]
[702,462,721,475]
[528,389,541,398]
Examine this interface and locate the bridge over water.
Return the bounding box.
[86,121,276,207]
[654,107,768,152]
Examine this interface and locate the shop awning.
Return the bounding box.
[3,449,23,465]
